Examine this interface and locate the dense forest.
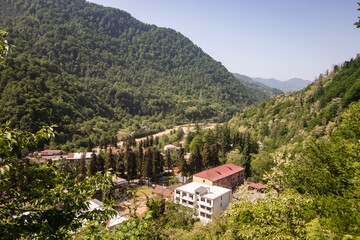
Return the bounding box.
[228,55,360,182]
[0,0,259,150]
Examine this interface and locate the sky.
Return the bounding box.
[88,0,360,81]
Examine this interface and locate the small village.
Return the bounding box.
[35,135,264,229]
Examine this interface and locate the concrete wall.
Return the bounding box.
[193,175,214,186]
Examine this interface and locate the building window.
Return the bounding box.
[203,180,205,183]
[220,203,222,207]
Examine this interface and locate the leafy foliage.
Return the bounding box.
[0,0,259,149]
[0,126,115,239]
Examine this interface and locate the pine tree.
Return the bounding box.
[87,152,97,176]
[142,148,152,182]
[105,147,116,173]
[154,136,159,146]
[152,148,163,180]
[124,145,137,180]
[165,150,171,170]
[116,153,125,177]
[87,138,93,152]
[145,136,149,147]
[241,133,251,178]
[189,144,202,175]
[177,145,187,180]
[149,135,154,146]
[99,138,104,150]
[210,143,220,167]
[78,153,87,181]
[221,125,232,154]
[138,143,143,174]
[202,141,211,169]
[113,135,118,148]
[96,153,105,174]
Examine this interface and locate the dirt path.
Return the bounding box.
[118,123,221,146]
[93,123,221,151]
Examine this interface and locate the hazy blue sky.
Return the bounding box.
[88,0,360,81]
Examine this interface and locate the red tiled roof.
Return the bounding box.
[248,182,264,190]
[107,149,121,154]
[153,186,165,195]
[41,150,62,155]
[193,163,244,182]
[162,189,172,197]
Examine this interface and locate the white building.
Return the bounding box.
[174,182,232,222]
[164,144,179,151]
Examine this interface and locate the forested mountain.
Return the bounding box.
[232,73,283,101]
[229,54,360,180]
[0,0,258,149]
[253,76,311,92]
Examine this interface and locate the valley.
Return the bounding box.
[0,0,360,239]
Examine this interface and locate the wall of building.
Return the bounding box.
[193,176,214,186]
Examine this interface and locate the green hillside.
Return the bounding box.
[0,0,258,149]
[228,55,360,180]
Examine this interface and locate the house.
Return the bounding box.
[39,155,66,163]
[153,183,184,201]
[66,152,98,162]
[107,149,121,155]
[41,150,63,156]
[193,163,245,189]
[174,182,232,222]
[164,144,179,151]
[246,181,265,192]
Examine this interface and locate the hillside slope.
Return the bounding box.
[229,55,360,179]
[0,0,258,148]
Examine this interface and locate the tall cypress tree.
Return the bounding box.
[210,143,220,167]
[138,143,143,174]
[165,150,171,170]
[241,133,251,178]
[87,152,97,176]
[202,141,211,169]
[178,145,186,175]
[116,153,125,177]
[105,147,116,173]
[142,148,152,182]
[124,145,137,180]
[152,147,163,180]
[96,153,105,174]
[87,138,93,152]
[149,135,154,146]
[78,153,87,181]
[189,144,203,175]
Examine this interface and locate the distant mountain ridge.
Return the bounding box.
[232,73,283,101]
[253,77,312,92]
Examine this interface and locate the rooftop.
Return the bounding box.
[193,163,244,182]
[175,182,231,200]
